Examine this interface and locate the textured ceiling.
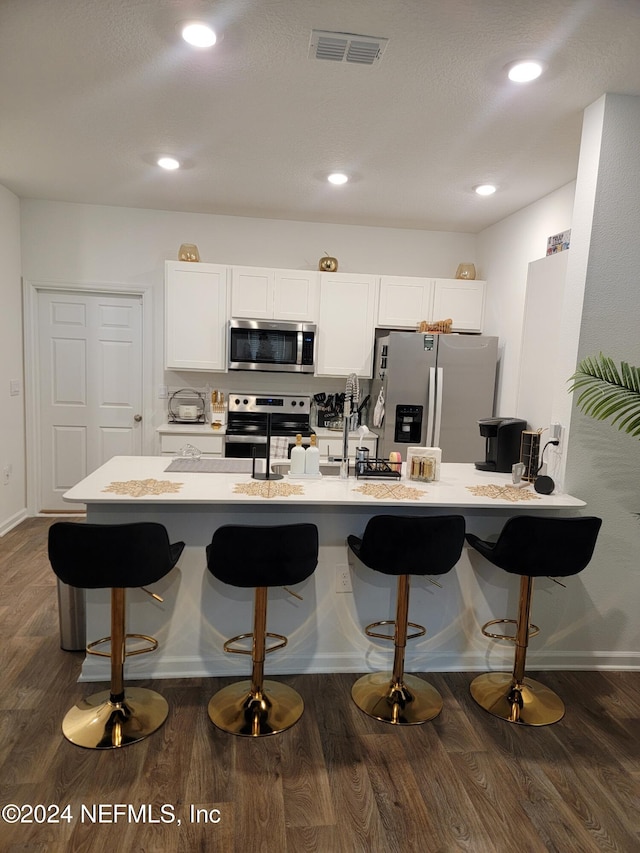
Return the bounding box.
[1,0,640,233]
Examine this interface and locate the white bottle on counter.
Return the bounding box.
[290,434,306,475]
[304,433,320,475]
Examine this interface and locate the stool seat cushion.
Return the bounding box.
[466,515,602,577]
[207,523,318,588]
[48,522,185,589]
[348,514,466,576]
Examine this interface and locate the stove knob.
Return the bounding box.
[234,398,241,405]
[291,400,297,406]
[299,400,306,408]
[243,398,249,405]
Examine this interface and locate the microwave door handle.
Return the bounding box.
[296,331,303,364]
[426,367,436,445]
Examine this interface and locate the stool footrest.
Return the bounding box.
[223,631,287,656]
[86,633,159,658]
[365,619,426,642]
[480,618,540,642]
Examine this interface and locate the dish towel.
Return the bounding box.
[373,388,385,428]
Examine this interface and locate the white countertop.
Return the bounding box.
[63,455,585,509]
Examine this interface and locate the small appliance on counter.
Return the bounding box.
[475,417,527,473]
[168,389,206,424]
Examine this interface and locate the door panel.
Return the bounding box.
[436,335,498,462]
[38,290,142,511]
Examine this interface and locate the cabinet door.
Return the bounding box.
[377,276,433,328]
[273,270,318,321]
[230,267,274,318]
[165,262,228,371]
[432,278,486,332]
[316,274,377,377]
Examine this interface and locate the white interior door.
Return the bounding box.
[37,290,143,511]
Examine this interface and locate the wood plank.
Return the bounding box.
[1,518,639,852]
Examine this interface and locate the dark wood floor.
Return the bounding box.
[1,518,639,852]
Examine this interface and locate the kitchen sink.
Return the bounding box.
[271,462,341,477]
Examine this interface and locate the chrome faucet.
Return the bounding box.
[340,373,359,479]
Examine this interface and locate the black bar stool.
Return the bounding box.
[206,523,318,737]
[347,514,466,725]
[466,514,602,726]
[48,521,185,749]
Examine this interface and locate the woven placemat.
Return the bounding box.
[466,484,541,502]
[353,482,425,501]
[233,481,304,499]
[102,478,183,497]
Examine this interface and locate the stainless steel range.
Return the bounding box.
[224,393,313,458]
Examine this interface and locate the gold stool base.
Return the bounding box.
[470,672,565,726]
[351,671,443,725]
[208,679,304,737]
[62,687,169,749]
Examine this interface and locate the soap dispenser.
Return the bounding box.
[290,433,306,475]
[304,434,320,475]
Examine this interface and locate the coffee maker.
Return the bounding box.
[475,418,527,473]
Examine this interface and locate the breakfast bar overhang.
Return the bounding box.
[62,456,586,682]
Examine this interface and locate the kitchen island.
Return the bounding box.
[63,456,586,682]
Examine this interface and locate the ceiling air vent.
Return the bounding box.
[309,30,388,65]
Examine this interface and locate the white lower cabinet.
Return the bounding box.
[316,273,377,377]
[159,431,224,456]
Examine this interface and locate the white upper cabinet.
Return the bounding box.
[316,273,377,377]
[165,261,228,371]
[378,275,485,332]
[377,276,434,328]
[230,266,318,321]
[432,278,486,332]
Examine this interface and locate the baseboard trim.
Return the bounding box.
[77,649,640,682]
[0,508,29,538]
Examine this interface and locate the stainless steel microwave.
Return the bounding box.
[228,319,316,373]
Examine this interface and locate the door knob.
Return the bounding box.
[134,414,142,422]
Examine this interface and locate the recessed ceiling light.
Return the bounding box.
[328,172,349,185]
[180,21,217,48]
[507,60,544,83]
[474,184,497,196]
[157,156,181,170]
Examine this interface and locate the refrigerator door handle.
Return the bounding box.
[426,367,436,445]
[433,367,443,446]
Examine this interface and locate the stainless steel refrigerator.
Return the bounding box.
[371,332,498,462]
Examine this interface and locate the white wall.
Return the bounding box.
[19,199,478,467]
[477,182,576,416]
[0,185,27,534]
[20,200,476,281]
[563,94,640,663]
